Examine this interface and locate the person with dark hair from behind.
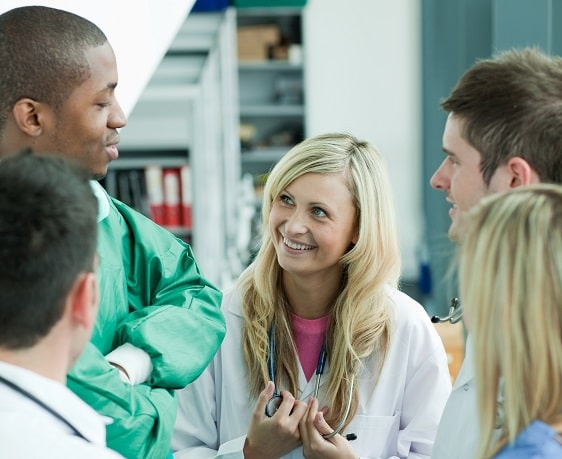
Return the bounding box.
[0,6,226,459]
[0,152,123,458]
[430,47,562,459]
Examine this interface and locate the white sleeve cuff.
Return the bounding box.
[105,343,153,385]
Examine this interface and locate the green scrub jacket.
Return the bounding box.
[67,192,225,459]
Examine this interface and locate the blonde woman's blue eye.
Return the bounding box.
[279,194,293,205]
[313,208,326,217]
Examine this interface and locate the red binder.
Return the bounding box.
[180,164,192,229]
[163,168,182,227]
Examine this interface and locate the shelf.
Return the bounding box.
[240,104,304,116]
[238,61,303,70]
[236,6,305,209]
[241,146,288,164]
[140,84,201,102]
[150,55,206,85]
[108,156,188,170]
[169,11,225,53]
[235,7,304,16]
[97,8,242,287]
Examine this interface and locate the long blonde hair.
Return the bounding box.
[239,132,401,430]
[459,184,562,458]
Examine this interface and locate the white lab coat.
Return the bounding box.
[172,285,452,459]
[0,362,123,459]
[431,335,478,459]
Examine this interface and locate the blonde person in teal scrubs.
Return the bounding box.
[0,6,226,459]
[173,132,451,458]
[458,185,562,459]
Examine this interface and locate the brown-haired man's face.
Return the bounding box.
[430,114,492,242]
[431,113,542,242]
[37,42,127,179]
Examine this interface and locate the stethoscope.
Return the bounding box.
[431,297,463,324]
[431,298,507,429]
[0,374,89,442]
[265,328,356,441]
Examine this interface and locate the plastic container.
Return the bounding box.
[191,0,230,12]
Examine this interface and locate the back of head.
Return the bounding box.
[0,152,98,349]
[459,184,562,457]
[442,48,562,185]
[0,6,107,133]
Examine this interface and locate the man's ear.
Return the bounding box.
[505,156,540,188]
[67,272,99,331]
[12,98,46,137]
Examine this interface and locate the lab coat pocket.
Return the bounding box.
[345,412,400,458]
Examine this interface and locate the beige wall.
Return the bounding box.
[304,0,422,278]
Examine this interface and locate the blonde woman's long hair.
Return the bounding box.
[459,184,562,459]
[239,132,401,431]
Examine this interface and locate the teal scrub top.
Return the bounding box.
[67,189,225,459]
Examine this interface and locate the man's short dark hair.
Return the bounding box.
[0,6,107,133]
[0,152,98,348]
[441,47,562,186]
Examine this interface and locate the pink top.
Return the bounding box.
[291,313,330,381]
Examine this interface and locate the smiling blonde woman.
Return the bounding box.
[173,132,452,459]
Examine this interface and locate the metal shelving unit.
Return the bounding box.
[236,7,306,175]
[113,8,241,287]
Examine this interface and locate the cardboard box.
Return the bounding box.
[237,24,280,61]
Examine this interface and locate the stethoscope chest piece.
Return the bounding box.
[265,394,283,417]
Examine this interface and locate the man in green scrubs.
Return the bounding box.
[0,6,226,459]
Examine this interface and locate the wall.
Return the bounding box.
[304,0,422,280]
[421,0,493,316]
[0,0,195,116]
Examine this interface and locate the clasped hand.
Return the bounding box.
[243,381,358,459]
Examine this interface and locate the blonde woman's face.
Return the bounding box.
[269,172,358,281]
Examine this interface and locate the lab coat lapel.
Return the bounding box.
[298,358,329,402]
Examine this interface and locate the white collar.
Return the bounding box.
[0,362,112,445]
[90,180,110,222]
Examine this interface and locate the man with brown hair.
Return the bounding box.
[430,47,562,459]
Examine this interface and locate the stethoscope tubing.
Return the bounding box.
[266,328,355,439]
[322,375,354,439]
